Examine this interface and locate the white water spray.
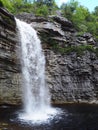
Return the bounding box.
[15,19,57,122]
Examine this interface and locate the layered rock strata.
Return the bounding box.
[0,9,98,104]
[0,8,21,104]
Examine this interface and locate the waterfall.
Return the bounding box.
[15,18,56,122]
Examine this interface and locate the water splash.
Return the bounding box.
[15,18,57,123]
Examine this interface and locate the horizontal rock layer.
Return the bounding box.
[16,13,98,104]
[0,9,98,104]
[0,8,21,104]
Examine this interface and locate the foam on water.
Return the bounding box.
[19,107,60,124]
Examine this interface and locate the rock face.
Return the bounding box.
[16,13,98,104]
[0,8,21,104]
[0,9,98,104]
[45,50,98,103]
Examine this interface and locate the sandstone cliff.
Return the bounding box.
[0,8,98,104]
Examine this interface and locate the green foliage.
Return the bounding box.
[33,4,49,16]
[61,0,79,20]
[93,6,98,16]
[72,6,89,31]
[44,0,58,14]
[33,0,58,16]
[0,0,14,12]
[49,38,97,56]
[51,43,98,56]
[0,0,24,13]
[0,0,98,42]
[61,0,98,41]
[0,0,3,7]
[0,0,58,16]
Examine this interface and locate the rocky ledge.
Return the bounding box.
[0,9,98,105]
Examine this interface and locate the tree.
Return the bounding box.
[72,5,90,33]
[44,0,58,14]
[32,0,58,16]
[0,0,3,7]
[93,6,98,16]
[0,0,14,11]
[61,0,79,20]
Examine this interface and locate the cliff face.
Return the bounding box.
[0,8,21,104]
[45,50,98,103]
[17,13,98,104]
[0,8,98,104]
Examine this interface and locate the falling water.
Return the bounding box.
[15,18,57,122]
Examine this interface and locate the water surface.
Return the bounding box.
[0,104,98,130]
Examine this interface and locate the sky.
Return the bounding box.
[55,0,98,12]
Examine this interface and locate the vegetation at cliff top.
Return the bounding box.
[52,44,98,56]
[0,0,98,41]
